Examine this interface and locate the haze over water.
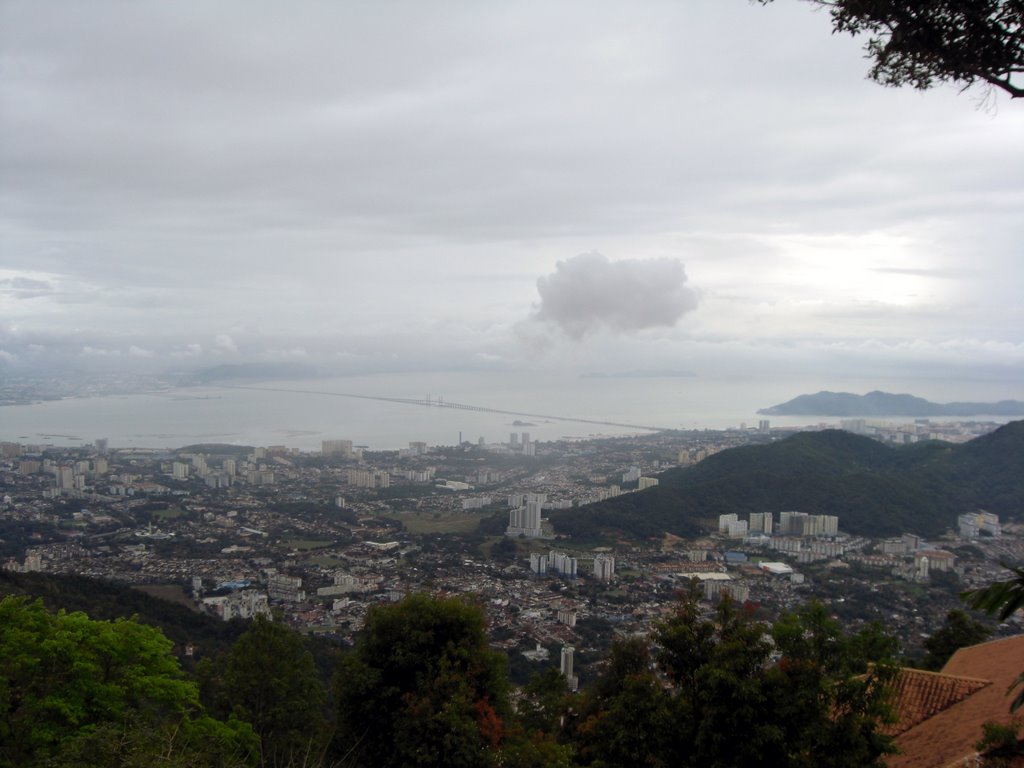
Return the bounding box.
[2,373,1019,451]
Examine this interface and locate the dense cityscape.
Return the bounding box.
[4,415,1020,684]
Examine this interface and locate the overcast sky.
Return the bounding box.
[1,1,1022,393]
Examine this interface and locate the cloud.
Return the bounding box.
[80,345,121,356]
[214,334,238,353]
[533,252,698,339]
[0,276,55,300]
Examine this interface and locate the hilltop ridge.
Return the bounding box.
[549,421,1024,541]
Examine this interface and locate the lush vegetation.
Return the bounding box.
[1,588,904,768]
[551,422,1024,541]
[0,570,247,661]
[0,597,258,768]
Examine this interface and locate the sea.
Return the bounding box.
[1,371,1019,451]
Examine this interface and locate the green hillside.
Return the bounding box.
[0,570,245,660]
[549,421,1024,541]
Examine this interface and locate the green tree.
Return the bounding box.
[517,667,569,736]
[759,0,1024,98]
[768,601,898,768]
[0,596,257,768]
[921,609,992,671]
[331,593,510,768]
[975,718,1024,766]
[569,594,897,768]
[221,614,327,768]
[570,637,677,768]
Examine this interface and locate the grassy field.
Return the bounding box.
[131,583,198,610]
[388,511,489,535]
[152,507,187,520]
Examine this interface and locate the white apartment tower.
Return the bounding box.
[561,646,579,691]
[507,499,544,538]
[593,553,616,581]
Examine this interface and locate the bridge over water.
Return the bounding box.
[220,384,669,433]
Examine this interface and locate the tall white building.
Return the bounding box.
[549,550,577,577]
[561,646,578,691]
[593,553,615,581]
[507,499,543,538]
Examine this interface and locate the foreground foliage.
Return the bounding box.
[331,593,516,768]
[2,588,904,768]
[761,0,1024,98]
[567,595,897,768]
[0,596,257,768]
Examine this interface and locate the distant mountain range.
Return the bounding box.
[548,421,1024,541]
[759,390,1024,417]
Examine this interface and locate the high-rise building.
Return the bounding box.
[322,439,353,458]
[1,443,22,459]
[530,552,548,574]
[57,466,75,490]
[549,550,577,577]
[593,553,615,581]
[561,646,578,691]
[507,499,543,538]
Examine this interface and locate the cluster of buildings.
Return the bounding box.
[718,511,839,539]
[2,421,1021,692]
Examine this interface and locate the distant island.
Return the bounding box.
[759,390,1024,417]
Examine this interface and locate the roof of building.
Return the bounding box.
[883,668,990,736]
[887,634,1024,768]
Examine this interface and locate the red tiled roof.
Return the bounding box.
[884,668,990,736]
[887,635,1024,768]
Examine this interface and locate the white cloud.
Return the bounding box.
[533,252,699,339]
[214,334,238,353]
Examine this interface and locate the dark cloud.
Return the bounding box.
[533,252,699,339]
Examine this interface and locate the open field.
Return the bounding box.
[131,583,198,610]
[389,511,490,535]
[152,507,187,520]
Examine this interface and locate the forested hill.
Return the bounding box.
[549,421,1024,542]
